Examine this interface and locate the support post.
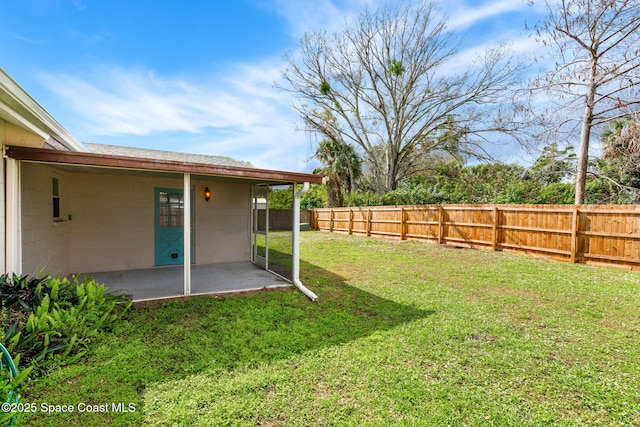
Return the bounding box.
[367,208,372,236]
[570,205,579,263]
[437,205,444,245]
[183,173,191,296]
[6,158,21,274]
[329,209,334,232]
[400,207,406,240]
[293,182,317,301]
[492,206,499,251]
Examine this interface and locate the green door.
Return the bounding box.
[155,188,193,266]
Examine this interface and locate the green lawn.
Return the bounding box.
[16,231,640,426]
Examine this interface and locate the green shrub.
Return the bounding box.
[301,184,327,209]
[348,191,380,206]
[268,187,293,209]
[1,345,32,426]
[534,182,575,204]
[1,274,130,371]
[381,183,444,206]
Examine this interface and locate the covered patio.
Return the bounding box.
[5,145,322,301]
[87,261,291,301]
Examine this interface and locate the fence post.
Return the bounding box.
[492,206,499,251]
[438,205,444,244]
[367,208,372,236]
[400,207,406,240]
[570,205,579,263]
[348,208,353,235]
[329,209,334,233]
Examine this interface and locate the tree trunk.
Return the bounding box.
[575,59,598,205]
[575,112,592,204]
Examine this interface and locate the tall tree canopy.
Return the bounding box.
[279,1,523,194]
[532,0,640,204]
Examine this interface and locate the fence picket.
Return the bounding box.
[313,204,640,270]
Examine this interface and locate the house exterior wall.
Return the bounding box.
[21,162,71,276]
[2,117,51,274]
[192,178,251,264]
[66,171,170,273]
[20,163,252,275]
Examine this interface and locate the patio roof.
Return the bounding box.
[85,143,253,168]
[5,145,323,184]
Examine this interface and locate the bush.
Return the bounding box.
[348,192,380,207]
[534,182,575,204]
[301,184,327,209]
[1,274,130,371]
[381,183,444,206]
[1,344,31,426]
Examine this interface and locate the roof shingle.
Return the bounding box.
[85,143,253,168]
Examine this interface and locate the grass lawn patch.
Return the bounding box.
[16,231,640,426]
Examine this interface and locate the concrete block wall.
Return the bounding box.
[20,163,253,275]
[192,178,251,264]
[20,163,72,276]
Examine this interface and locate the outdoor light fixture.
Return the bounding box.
[204,187,211,202]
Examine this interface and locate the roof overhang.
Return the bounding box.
[0,69,85,152]
[5,145,323,184]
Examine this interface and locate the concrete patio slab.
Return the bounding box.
[86,261,291,301]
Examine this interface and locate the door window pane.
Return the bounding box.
[158,191,183,227]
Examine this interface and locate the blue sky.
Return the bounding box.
[0,0,545,172]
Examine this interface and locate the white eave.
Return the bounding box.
[0,68,85,152]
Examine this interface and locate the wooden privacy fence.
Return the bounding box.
[312,204,640,270]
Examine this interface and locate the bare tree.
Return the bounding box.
[278,1,524,194]
[533,0,640,204]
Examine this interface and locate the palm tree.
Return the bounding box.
[601,118,640,181]
[314,139,362,207]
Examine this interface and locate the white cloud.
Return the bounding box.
[266,0,383,37]
[39,64,285,136]
[71,0,87,11]
[446,0,530,30]
[37,62,318,171]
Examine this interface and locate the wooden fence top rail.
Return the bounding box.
[312,204,640,270]
[498,207,574,213]
[442,206,495,211]
[580,209,640,215]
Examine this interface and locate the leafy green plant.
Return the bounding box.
[0,274,49,316]
[1,343,32,426]
[300,184,327,209]
[349,191,380,206]
[381,183,444,205]
[1,275,130,371]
